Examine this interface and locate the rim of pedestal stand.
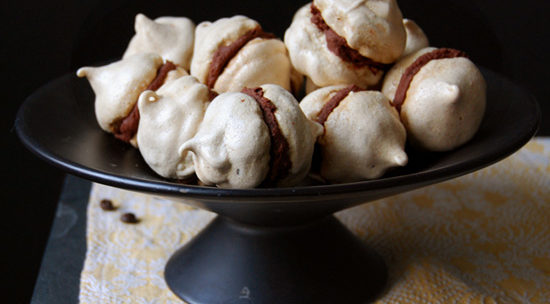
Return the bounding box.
[165,215,388,304]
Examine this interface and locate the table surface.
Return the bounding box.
[31,140,550,303]
[31,175,90,304]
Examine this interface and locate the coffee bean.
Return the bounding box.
[120,212,139,224]
[100,199,116,211]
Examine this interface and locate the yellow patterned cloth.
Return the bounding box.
[80,138,550,304]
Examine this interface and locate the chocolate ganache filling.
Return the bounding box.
[310,4,390,73]
[207,27,276,89]
[392,48,468,112]
[112,61,177,142]
[242,87,291,185]
[317,85,363,125]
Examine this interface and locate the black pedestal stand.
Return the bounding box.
[165,216,387,304]
[15,70,540,304]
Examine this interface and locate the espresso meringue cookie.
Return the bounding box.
[381,47,487,151]
[136,76,210,179]
[190,15,300,95]
[123,14,195,71]
[77,53,163,138]
[77,54,188,147]
[402,19,429,57]
[284,1,406,88]
[301,85,407,183]
[180,84,322,188]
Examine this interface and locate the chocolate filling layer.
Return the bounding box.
[392,48,467,112]
[208,89,219,101]
[242,87,292,185]
[207,27,276,89]
[310,4,390,73]
[112,61,177,142]
[146,61,177,91]
[316,85,363,125]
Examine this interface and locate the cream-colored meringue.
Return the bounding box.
[284,4,385,88]
[301,86,407,183]
[313,0,406,63]
[179,91,270,188]
[305,77,321,95]
[262,84,323,186]
[190,15,298,94]
[180,84,322,188]
[213,38,295,94]
[382,47,435,101]
[164,66,189,82]
[123,14,195,71]
[137,76,210,179]
[381,47,486,151]
[402,18,429,57]
[76,53,163,135]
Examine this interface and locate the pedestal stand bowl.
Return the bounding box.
[15,68,540,304]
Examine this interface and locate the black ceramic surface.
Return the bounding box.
[15,68,540,304]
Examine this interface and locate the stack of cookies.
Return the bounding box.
[77,0,486,188]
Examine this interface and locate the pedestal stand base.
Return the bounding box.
[165,216,387,304]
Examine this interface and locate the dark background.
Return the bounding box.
[2,0,548,302]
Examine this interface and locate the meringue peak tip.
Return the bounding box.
[140,90,159,104]
[135,13,155,31]
[135,13,149,22]
[448,83,460,92]
[394,152,408,166]
[76,67,90,78]
[178,141,193,156]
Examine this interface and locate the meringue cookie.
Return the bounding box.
[381,47,486,151]
[305,77,321,95]
[402,18,429,57]
[284,1,406,88]
[137,76,210,179]
[313,0,406,63]
[180,84,322,188]
[123,14,195,71]
[77,53,163,142]
[301,85,407,183]
[77,54,188,147]
[190,15,299,94]
[381,47,435,100]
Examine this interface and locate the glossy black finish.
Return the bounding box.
[15,68,540,303]
[166,216,387,304]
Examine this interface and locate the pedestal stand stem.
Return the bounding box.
[165,215,387,304]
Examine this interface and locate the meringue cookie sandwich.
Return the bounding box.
[191,15,301,95]
[180,84,322,188]
[301,85,407,183]
[77,53,188,147]
[137,75,211,179]
[382,47,486,151]
[285,0,406,88]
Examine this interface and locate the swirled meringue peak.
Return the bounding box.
[123,14,195,70]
